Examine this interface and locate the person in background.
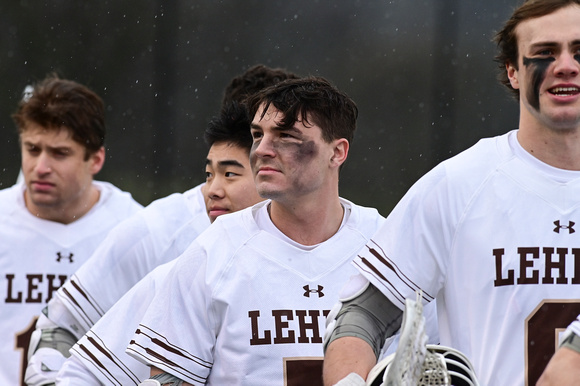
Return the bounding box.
[55,102,264,385]
[1,74,142,385]
[24,65,298,386]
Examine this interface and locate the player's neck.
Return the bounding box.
[517,124,580,171]
[269,194,344,246]
[24,185,101,224]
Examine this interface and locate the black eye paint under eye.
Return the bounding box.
[522,56,555,111]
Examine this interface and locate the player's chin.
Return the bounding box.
[256,186,284,200]
[29,194,59,207]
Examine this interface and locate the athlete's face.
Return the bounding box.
[204,142,263,223]
[20,123,104,217]
[250,103,341,203]
[507,5,580,131]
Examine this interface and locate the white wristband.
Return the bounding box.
[333,372,366,386]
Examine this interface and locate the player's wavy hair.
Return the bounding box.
[494,0,580,100]
[246,76,358,145]
[12,74,105,160]
[205,101,253,153]
[222,64,300,110]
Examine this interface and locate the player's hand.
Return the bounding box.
[537,347,580,386]
[24,347,66,386]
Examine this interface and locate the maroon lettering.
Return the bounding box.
[572,248,580,284]
[494,247,580,287]
[494,248,514,286]
[542,247,567,284]
[25,274,43,303]
[296,310,322,343]
[249,310,271,345]
[4,274,69,304]
[5,274,23,303]
[46,274,67,302]
[16,318,37,386]
[517,247,540,285]
[249,309,331,346]
[273,310,295,344]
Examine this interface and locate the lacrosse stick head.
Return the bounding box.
[365,292,479,386]
[366,291,428,386]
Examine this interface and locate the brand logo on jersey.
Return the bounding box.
[303,285,324,298]
[56,252,74,263]
[554,220,575,234]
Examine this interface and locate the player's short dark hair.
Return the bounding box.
[221,64,300,109]
[205,101,253,153]
[246,76,358,145]
[12,74,105,160]
[494,0,580,99]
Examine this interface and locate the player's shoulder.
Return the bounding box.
[412,131,513,194]
[202,202,261,241]
[191,202,263,259]
[0,183,22,215]
[440,131,513,178]
[341,198,385,235]
[93,181,143,218]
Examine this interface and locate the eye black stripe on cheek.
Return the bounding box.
[522,56,555,111]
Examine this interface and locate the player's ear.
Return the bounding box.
[506,61,520,90]
[89,147,106,175]
[330,138,349,168]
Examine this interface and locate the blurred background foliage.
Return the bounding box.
[0,0,521,216]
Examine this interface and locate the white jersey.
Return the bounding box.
[127,199,385,385]
[50,184,209,338]
[354,130,580,386]
[57,261,176,385]
[0,181,141,386]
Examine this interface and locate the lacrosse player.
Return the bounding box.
[324,1,580,385]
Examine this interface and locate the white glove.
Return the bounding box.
[138,381,161,386]
[24,347,66,386]
[334,372,366,386]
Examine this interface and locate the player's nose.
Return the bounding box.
[206,175,226,199]
[553,50,580,77]
[35,152,53,175]
[252,133,275,158]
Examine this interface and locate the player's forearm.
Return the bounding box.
[323,337,376,386]
[537,347,580,386]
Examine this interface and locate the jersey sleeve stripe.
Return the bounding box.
[126,324,211,384]
[355,240,435,304]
